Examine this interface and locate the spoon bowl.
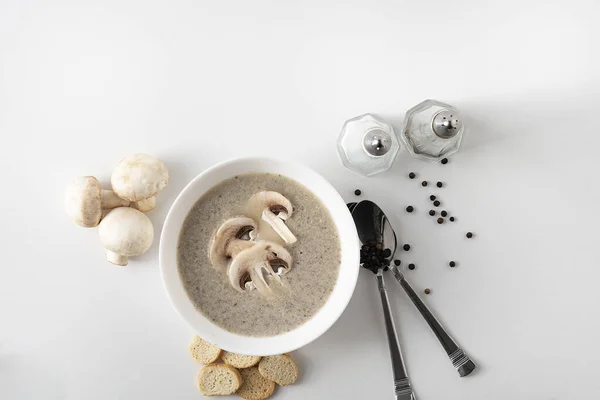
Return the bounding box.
[352,200,398,262]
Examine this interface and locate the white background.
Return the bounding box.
[1,0,599,399]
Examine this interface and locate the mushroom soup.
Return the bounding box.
[178,172,341,337]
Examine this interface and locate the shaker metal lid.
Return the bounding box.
[363,128,391,156]
[432,109,462,139]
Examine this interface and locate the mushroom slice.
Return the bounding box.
[209,217,257,272]
[247,191,297,244]
[227,241,292,296]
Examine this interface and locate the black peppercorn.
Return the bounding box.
[422,181,428,187]
[409,172,416,179]
[406,206,414,213]
[403,244,410,251]
[424,288,431,294]
[394,260,401,266]
[437,181,443,188]
[408,263,415,270]
[449,216,455,222]
[466,232,473,239]
[429,195,436,201]
[441,158,448,164]
[383,248,392,258]
[449,261,456,267]
[433,200,440,207]
[429,210,436,216]
[441,210,448,217]
[437,217,444,224]
[354,189,361,196]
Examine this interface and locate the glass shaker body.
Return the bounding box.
[337,114,400,176]
[401,99,464,161]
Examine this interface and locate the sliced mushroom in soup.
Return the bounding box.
[177,172,341,337]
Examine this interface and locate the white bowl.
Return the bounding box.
[159,157,360,356]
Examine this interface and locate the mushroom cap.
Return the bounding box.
[228,241,293,295]
[247,191,293,220]
[111,154,168,202]
[98,207,154,257]
[209,217,257,272]
[65,176,102,227]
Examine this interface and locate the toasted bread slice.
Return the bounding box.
[236,367,275,400]
[258,354,298,386]
[197,364,242,396]
[222,351,261,369]
[189,335,222,364]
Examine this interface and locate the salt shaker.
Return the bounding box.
[337,114,400,176]
[400,99,464,161]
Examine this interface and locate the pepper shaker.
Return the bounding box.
[337,114,400,176]
[400,99,464,161]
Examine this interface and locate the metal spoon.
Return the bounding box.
[353,200,477,378]
[352,200,415,400]
[346,202,358,213]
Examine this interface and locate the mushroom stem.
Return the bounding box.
[106,251,128,266]
[261,210,297,244]
[101,190,130,209]
[250,264,274,297]
[226,240,255,259]
[265,264,282,284]
[131,197,156,212]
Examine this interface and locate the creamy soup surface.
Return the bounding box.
[177,172,341,337]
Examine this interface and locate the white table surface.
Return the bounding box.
[1,1,599,399]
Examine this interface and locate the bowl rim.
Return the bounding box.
[159,156,360,355]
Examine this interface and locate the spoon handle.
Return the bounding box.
[376,271,416,400]
[390,266,476,377]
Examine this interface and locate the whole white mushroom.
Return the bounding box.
[98,207,154,266]
[65,176,130,227]
[111,154,168,212]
